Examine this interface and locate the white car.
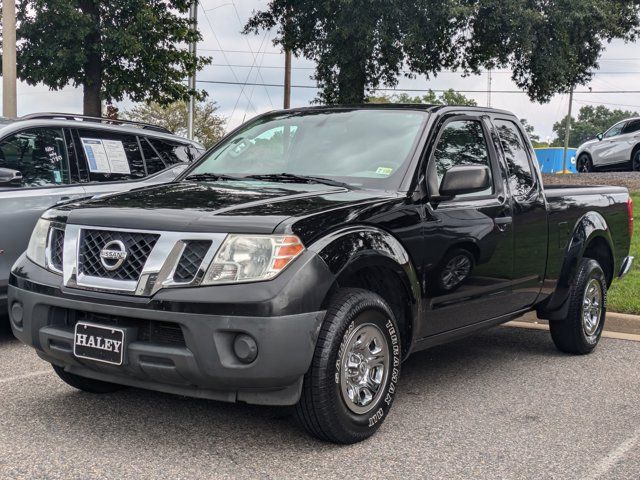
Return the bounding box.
[575,117,640,172]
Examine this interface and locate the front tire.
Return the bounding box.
[549,259,607,355]
[52,365,125,394]
[577,154,593,173]
[295,289,401,444]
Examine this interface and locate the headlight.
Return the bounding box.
[26,218,51,268]
[202,234,304,284]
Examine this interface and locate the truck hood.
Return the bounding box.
[57,181,391,234]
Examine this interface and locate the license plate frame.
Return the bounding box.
[73,322,125,366]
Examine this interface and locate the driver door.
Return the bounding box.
[421,115,515,336]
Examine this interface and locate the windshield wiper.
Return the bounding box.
[244,173,352,189]
[185,173,246,182]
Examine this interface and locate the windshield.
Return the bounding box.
[187,109,429,189]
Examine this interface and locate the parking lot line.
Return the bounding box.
[0,370,51,384]
[585,429,640,480]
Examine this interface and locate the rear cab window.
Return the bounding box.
[494,119,536,199]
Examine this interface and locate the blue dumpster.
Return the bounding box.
[534,148,578,174]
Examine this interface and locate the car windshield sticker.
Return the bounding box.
[376,167,393,176]
[81,138,131,174]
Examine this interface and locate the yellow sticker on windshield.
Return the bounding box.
[376,167,393,176]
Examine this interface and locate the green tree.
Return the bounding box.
[519,118,542,144]
[122,101,226,148]
[14,1,210,117]
[552,105,638,148]
[244,1,639,104]
[368,89,477,106]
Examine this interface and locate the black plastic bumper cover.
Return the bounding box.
[8,252,334,406]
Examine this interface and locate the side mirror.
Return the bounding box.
[439,165,491,198]
[0,168,22,187]
[596,133,603,141]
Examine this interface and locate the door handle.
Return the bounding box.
[494,216,513,232]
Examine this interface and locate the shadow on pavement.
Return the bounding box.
[14,327,563,453]
[0,316,17,345]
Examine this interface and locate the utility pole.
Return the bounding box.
[187,0,198,140]
[2,0,18,118]
[284,49,292,109]
[562,87,574,174]
[486,69,492,108]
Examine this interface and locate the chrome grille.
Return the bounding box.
[49,228,65,271]
[79,230,159,281]
[173,240,211,283]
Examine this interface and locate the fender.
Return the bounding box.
[539,211,614,319]
[308,226,422,352]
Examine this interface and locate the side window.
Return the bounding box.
[623,120,640,134]
[495,119,535,198]
[148,138,193,166]
[432,120,493,198]
[0,128,69,187]
[604,123,625,138]
[77,129,145,182]
[140,138,167,175]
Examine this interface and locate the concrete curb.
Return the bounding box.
[518,311,640,337]
[505,321,640,342]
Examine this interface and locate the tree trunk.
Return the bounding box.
[337,59,367,104]
[79,0,102,117]
[83,77,101,117]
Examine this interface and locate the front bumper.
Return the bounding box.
[8,252,333,406]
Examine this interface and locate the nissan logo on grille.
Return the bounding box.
[99,240,128,271]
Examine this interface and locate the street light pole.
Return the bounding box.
[562,87,574,174]
[2,0,18,118]
[187,0,198,140]
[284,49,292,109]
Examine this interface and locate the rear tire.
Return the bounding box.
[577,154,593,173]
[295,288,401,444]
[549,259,606,355]
[632,150,640,171]
[52,365,125,394]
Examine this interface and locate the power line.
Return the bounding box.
[198,6,258,114]
[197,79,640,95]
[574,99,640,110]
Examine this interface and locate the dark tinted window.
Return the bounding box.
[149,138,192,165]
[623,120,640,134]
[0,128,69,187]
[140,138,166,175]
[77,129,145,182]
[495,119,535,198]
[432,120,493,197]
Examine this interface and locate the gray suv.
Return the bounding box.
[0,113,205,315]
[575,117,640,172]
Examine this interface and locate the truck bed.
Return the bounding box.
[543,184,630,284]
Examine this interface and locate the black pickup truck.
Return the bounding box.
[8,105,634,444]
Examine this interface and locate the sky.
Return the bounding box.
[5,0,640,141]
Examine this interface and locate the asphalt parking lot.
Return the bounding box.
[1,324,639,480]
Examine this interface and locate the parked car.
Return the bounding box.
[575,117,640,172]
[0,113,205,316]
[8,105,633,444]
